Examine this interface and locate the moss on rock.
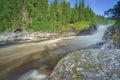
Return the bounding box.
[47,49,120,80]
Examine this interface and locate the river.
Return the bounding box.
[0,25,108,80]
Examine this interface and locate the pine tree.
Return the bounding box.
[0,0,111,32]
[106,1,120,25]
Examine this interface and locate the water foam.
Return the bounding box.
[18,70,47,80]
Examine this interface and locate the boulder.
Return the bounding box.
[102,25,117,41]
[0,31,58,44]
[102,25,120,49]
[47,49,120,80]
[110,30,120,43]
[0,31,76,45]
[101,41,120,49]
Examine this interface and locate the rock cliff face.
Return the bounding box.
[102,25,120,49]
[47,49,120,80]
[0,31,76,45]
[102,25,117,41]
[77,24,97,36]
[0,31,57,45]
[101,41,120,49]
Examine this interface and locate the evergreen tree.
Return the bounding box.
[0,0,112,32]
[105,1,120,25]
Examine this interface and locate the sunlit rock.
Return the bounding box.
[101,41,120,49]
[102,25,120,49]
[103,25,116,41]
[77,24,97,36]
[47,49,120,80]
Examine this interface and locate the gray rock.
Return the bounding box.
[102,25,120,49]
[47,49,120,80]
[0,31,76,45]
[0,31,58,44]
[101,41,120,49]
[102,25,116,41]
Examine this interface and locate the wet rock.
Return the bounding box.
[103,25,117,41]
[89,41,106,49]
[0,31,58,43]
[110,30,120,43]
[47,49,120,80]
[14,28,23,33]
[102,25,120,49]
[77,24,97,36]
[38,65,53,76]
[101,41,120,49]
[0,31,76,45]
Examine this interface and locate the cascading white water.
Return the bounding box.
[18,70,47,80]
[17,25,109,80]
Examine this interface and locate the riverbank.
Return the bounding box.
[0,30,75,45]
[0,24,98,46]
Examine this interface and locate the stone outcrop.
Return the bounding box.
[101,41,120,49]
[0,24,98,44]
[102,25,120,49]
[77,24,97,36]
[103,25,117,41]
[47,49,120,80]
[0,31,76,45]
[0,31,56,43]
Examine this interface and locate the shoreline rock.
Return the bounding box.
[0,24,98,45]
[77,24,97,36]
[102,25,120,49]
[0,31,76,45]
[47,49,120,80]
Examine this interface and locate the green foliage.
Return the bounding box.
[105,1,120,25]
[65,21,90,31]
[0,0,112,32]
[0,0,23,31]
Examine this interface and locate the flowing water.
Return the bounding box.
[0,25,108,80]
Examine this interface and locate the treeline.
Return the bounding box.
[0,0,113,32]
[105,1,120,26]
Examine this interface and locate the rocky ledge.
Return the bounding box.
[0,25,98,45]
[0,30,76,45]
[47,49,120,80]
[102,25,120,49]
